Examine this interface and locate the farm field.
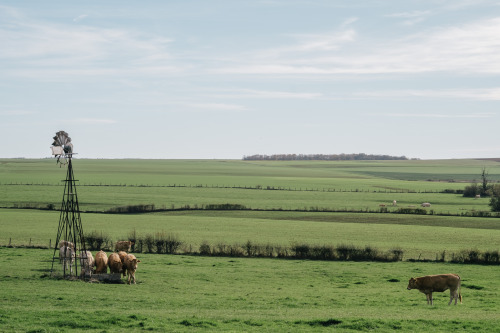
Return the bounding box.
[1,247,499,332]
[1,208,500,260]
[1,158,500,214]
[0,158,499,332]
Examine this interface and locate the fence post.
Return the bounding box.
[49,239,52,249]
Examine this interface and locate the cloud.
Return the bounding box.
[340,17,359,28]
[0,8,175,79]
[183,103,247,111]
[383,113,495,119]
[213,17,500,76]
[385,10,432,25]
[351,88,500,101]
[3,4,500,83]
[73,118,117,124]
[211,89,323,100]
[73,14,88,22]
[0,110,37,115]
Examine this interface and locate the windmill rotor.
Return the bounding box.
[51,130,74,165]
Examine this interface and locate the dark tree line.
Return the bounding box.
[243,153,409,161]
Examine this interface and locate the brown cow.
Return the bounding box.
[118,251,128,277]
[124,254,141,285]
[108,253,122,274]
[95,250,108,274]
[115,241,134,252]
[407,274,462,305]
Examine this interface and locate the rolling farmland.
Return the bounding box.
[0,158,499,332]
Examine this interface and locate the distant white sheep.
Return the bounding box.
[421,203,431,207]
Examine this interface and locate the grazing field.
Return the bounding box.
[1,247,499,332]
[1,209,500,260]
[1,158,499,332]
[1,158,500,214]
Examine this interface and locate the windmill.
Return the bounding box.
[49,131,88,278]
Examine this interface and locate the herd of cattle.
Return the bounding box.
[58,240,140,284]
[59,240,463,304]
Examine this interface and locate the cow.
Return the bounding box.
[58,240,74,249]
[108,253,122,274]
[79,250,94,278]
[118,251,128,277]
[95,250,108,274]
[407,274,462,305]
[124,254,141,285]
[115,241,134,252]
[421,202,431,207]
[59,246,75,274]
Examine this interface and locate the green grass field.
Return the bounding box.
[1,247,499,332]
[1,158,499,214]
[1,158,499,332]
[1,209,499,260]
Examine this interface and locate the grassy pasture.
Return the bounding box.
[1,247,499,332]
[1,209,499,260]
[2,158,500,187]
[1,158,500,331]
[1,158,499,214]
[0,183,492,214]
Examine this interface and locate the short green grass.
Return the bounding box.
[2,209,499,260]
[0,183,492,214]
[1,159,500,332]
[0,247,498,332]
[1,158,498,215]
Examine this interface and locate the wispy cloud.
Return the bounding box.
[211,89,323,100]
[0,8,175,80]
[214,17,500,76]
[73,118,117,124]
[384,113,495,118]
[183,103,247,111]
[385,10,432,25]
[73,14,88,22]
[351,88,500,101]
[0,110,37,115]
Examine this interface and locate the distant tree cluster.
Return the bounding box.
[243,153,409,161]
[462,167,500,212]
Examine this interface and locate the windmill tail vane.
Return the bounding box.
[50,130,74,166]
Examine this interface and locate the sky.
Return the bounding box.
[1,0,500,160]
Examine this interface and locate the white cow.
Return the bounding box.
[59,246,75,274]
[79,250,94,278]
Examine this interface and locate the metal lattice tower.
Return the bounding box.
[49,131,88,278]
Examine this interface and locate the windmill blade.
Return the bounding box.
[52,131,72,147]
